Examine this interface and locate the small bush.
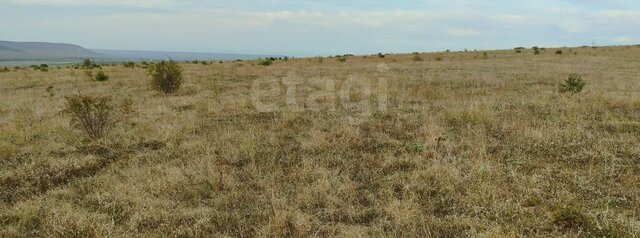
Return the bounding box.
[377,53,385,58]
[95,71,109,81]
[555,50,563,55]
[412,54,423,62]
[407,143,425,154]
[83,59,92,67]
[515,49,522,53]
[0,67,9,73]
[63,94,116,140]
[258,58,273,66]
[148,60,184,94]
[533,46,541,55]
[560,74,586,93]
[337,57,347,63]
[123,62,136,68]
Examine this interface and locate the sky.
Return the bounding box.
[1,0,639,56]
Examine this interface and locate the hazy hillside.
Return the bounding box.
[0,41,105,60]
[92,49,285,61]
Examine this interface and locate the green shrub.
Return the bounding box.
[258,58,273,66]
[82,59,93,68]
[407,143,426,154]
[95,71,109,81]
[337,57,347,63]
[63,94,116,140]
[560,74,586,93]
[412,54,423,62]
[0,67,9,73]
[377,53,385,58]
[533,46,541,55]
[555,50,563,55]
[148,60,184,94]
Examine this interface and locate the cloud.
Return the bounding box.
[612,36,634,44]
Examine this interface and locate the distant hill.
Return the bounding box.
[0,40,285,64]
[0,40,105,61]
[91,49,285,61]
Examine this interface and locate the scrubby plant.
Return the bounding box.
[533,46,541,55]
[407,143,426,154]
[82,59,93,68]
[412,53,423,62]
[337,56,347,63]
[148,60,184,94]
[94,71,109,82]
[63,94,116,140]
[560,74,586,93]
[555,50,563,55]
[378,53,385,58]
[123,62,136,68]
[258,58,273,66]
[0,67,9,73]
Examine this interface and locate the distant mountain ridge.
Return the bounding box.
[91,49,284,61]
[0,40,284,63]
[0,40,105,60]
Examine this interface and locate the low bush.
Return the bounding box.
[63,94,116,140]
[560,74,586,93]
[533,46,541,55]
[148,60,184,94]
[555,50,563,55]
[258,58,273,66]
[95,71,109,82]
[123,62,136,68]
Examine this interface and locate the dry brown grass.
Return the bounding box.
[1,46,640,237]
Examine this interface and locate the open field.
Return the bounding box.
[1,46,639,237]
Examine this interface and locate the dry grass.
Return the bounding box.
[1,46,640,237]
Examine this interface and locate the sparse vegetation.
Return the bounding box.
[0,45,638,237]
[148,60,184,94]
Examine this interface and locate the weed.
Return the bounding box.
[407,143,426,154]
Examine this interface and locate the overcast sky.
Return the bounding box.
[1,0,639,56]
